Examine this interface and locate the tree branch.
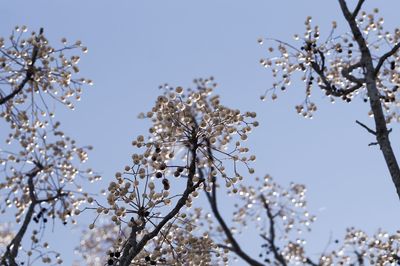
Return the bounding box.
[338,0,370,56]
[260,195,287,266]
[339,0,400,201]
[36,190,68,204]
[200,138,264,266]
[120,217,145,263]
[341,62,365,84]
[305,257,320,266]
[355,251,365,265]
[355,120,376,135]
[311,59,362,97]
[204,179,264,266]
[1,163,44,266]
[352,0,365,19]
[120,131,203,266]
[0,28,43,106]
[374,42,400,76]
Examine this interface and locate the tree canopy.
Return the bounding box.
[1,0,400,265]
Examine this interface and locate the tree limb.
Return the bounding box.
[355,120,376,135]
[260,195,287,266]
[374,42,400,76]
[120,131,203,266]
[311,61,362,97]
[200,138,265,266]
[1,164,44,266]
[338,0,370,56]
[355,251,365,265]
[305,257,320,266]
[203,178,264,266]
[341,62,365,84]
[351,0,365,19]
[338,0,400,201]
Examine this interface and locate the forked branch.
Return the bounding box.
[201,138,264,266]
[260,195,287,266]
[352,0,365,19]
[120,133,203,266]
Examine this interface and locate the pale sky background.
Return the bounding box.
[2,0,400,265]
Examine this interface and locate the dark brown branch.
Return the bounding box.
[347,61,363,73]
[311,65,361,97]
[201,138,264,266]
[120,132,203,266]
[2,204,36,266]
[305,258,320,266]
[260,195,287,266]
[338,0,354,21]
[355,251,365,265]
[351,0,365,19]
[341,62,365,84]
[355,120,376,135]
[36,190,68,204]
[1,164,44,266]
[0,73,30,105]
[338,0,370,56]
[216,243,238,254]
[310,51,362,97]
[120,217,145,263]
[374,42,400,76]
[204,183,264,266]
[339,0,400,201]
[0,28,43,106]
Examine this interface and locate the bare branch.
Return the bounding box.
[338,0,370,56]
[2,164,44,266]
[341,62,365,84]
[352,0,365,19]
[338,0,354,21]
[338,0,400,201]
[200,138,264,266]
[216,244,235,252]
[260,195,287,266]
[374,42,400,76]
[204,181,264,266]
[355,120,376,135]
[305,257,320,266]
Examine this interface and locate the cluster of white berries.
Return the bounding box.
[259,9,400,122]
[0,26,96,265]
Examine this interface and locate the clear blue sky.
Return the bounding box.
[2,0,400,264]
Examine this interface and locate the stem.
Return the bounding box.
[260,195,287,266]
[202,138,264,266]
[1,164,43,265]
[2,203,36,266]
[204,185,264,266]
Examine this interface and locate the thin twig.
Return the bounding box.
[355,120,376,135]
[374,42,400,76]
